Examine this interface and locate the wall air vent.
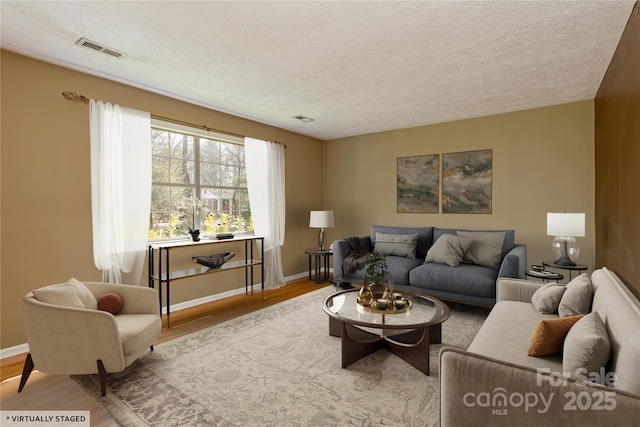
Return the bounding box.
[76,37,124,58]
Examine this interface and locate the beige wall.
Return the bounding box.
[325,101,596,278]
[0,50,598,350]
[1,51,324,349]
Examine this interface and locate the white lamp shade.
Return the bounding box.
[309,211,334,228]
[547,213,585,237]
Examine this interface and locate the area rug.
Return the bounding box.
[73,287,489,426]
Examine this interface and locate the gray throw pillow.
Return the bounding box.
[563,312,611,382]
[374,232,419,258]
[457,231,506,270]
[425,234,472,267]
[531,283,567,314]
[559,273,592,317]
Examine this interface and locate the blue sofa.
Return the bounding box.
[332,225,527,307]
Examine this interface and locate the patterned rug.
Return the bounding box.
[73,287,489,426]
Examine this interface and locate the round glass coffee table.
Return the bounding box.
[322,288,450,375]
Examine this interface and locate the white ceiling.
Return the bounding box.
[0,1,635,140]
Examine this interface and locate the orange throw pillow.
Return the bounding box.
[97,293,123,315]
[528,315,584,357]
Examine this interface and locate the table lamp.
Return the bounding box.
[309,211,334,252]
[547,212,585,266]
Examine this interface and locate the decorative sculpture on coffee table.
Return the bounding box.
[358,276,374,306]
[357,279,412,314]
[356,251,413,313]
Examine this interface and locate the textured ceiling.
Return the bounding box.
[0,1,634,140]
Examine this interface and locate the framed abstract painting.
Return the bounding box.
[397,154,439,213]
[442,149,492,214]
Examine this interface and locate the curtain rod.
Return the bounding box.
[61,91,286,148]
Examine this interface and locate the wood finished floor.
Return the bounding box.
[1,279,330,426]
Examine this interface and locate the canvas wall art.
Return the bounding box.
[442,149,492,214]
[397,154,439,213]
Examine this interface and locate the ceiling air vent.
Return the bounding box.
[76,37,123,58]
[293,115,314,123]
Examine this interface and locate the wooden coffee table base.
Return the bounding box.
[328,316,442,375]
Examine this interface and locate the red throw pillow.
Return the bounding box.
[97,293,123,315]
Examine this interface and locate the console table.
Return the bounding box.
[148,236,264,327]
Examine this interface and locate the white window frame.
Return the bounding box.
[149,119,251,241]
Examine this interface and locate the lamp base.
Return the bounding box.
[553,254,576,266]
[551,237,579,266]
[318,228,326,252]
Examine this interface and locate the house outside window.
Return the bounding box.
[148,121,252,240]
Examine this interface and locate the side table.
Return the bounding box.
[525,270,564,283]
[542,261,588,281]
[305,248,333,284]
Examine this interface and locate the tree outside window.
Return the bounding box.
[148,125,253,240]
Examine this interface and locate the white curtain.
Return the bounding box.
[90,100,151,283]
[244,137,286,289]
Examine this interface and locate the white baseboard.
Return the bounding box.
[162,271,311,314]
[0,343,30,360]
[1,270,318,361]
[162,285,248,314]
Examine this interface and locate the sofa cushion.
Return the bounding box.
[410,263,498,298]
[115,314,162,357]
[434,228,515,259]
[531,283,567,314]
[32,278,98,310]
[558,273,592,317]
[527,315,584,356]
[346,255,423,286]
[370,225,434,259]
[425,234,472,267]
[457,231,506,270]
[468,300,563,371]
[374,232,419,258]
[387,256,424,285]
[563,311,611,382]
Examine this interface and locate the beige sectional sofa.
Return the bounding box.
[440,267,640,426]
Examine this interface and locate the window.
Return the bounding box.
[148,121,252,239]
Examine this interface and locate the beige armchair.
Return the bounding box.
[19,279,162,396]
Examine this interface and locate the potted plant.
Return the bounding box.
[365,250,390,299]
[365,250,389,283]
